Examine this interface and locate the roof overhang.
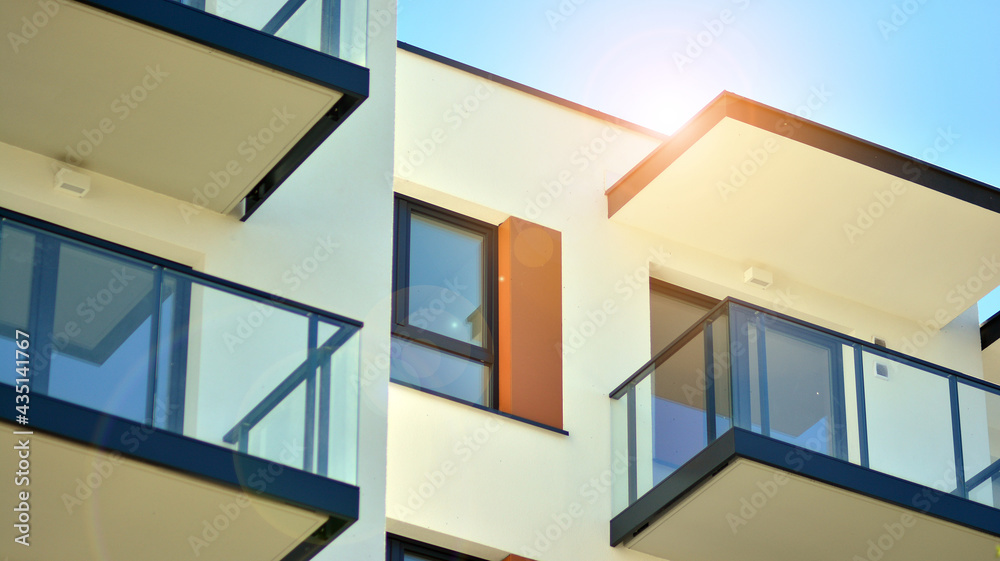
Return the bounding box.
[0,0,369,219]
[607,92,1000,324]
[613,429,1000,561]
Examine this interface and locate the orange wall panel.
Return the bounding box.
[497,216,562,429]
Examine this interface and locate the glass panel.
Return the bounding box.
[318,319,340,347]
[611,388,630,515]
[275,0,322,52]
[761,324,838,455]
[338,0,368,65]
[205,0,287,30]
[46,242,157,424]
[709,314,732,437]
[842,344,862,465]
[969,474,1000,508]
[636,374,655,495]
[731,307,847,459]
[959,381,1000,506]
[248,382,307,470]
[390,336,490,405]
[408,214,487,347]
[0,224,35,332]
[0,218,361,485]
[651,329,709,485]
[182,281,308,449]
[321,328,359,485]
[863,350,956,491]
[650,287,713,353]
[0,224,35,387]
[154,275,186,430]
[621,307,730,508]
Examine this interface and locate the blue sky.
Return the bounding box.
[398,0,1000,321]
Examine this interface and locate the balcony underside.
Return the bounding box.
[0,387,359,561]
[0,0,368,218]
[614,429,1000,561]
[607,92,1000,324]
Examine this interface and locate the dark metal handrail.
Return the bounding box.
[611,297,1000,399]
[222,324,358,445]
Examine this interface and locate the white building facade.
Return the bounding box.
[3,3,1000,561]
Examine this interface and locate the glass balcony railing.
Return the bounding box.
[0,213,361,485]
[171,0,369,66]
[611,299,1000,515]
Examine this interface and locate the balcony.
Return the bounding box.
[0,0,370,219]
[611,299,1000,561]
[0,207,362,560]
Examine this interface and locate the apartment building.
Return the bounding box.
[386,43,1000,561]
[3,2,1000,561]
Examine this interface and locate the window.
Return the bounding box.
[391,195,498,407]
[387,535,491,561]
[650,279,718,353]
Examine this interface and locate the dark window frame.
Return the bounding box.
[391,194,499,408]
[387,534,490,561]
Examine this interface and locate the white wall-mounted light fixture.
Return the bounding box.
[54,167,91,197]
[743,266,773,289]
